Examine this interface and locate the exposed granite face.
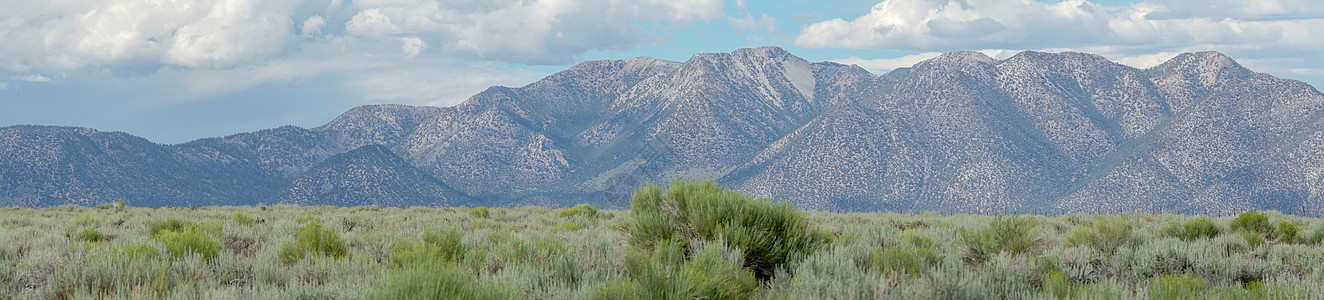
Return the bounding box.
[3,47,1322,213]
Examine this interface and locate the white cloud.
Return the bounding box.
[163,0,295,68]
[1,0,727,72]
[345,8,398,38]
[0,82,7,90]
[400,37,426,58]
[301,15,326,37]
[0,0,299,70]
[340,0,726,64]
[796,0,1324,88]
[793,0,1323,54]
[16,74,51,82]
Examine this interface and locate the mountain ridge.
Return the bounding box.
[3,47,1322,214]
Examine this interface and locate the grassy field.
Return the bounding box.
[2,180,1324,299]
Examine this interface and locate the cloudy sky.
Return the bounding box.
[2,0,1321,143]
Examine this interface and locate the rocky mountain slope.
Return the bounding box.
[2,47,1321,214]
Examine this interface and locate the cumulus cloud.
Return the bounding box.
[800,0,1324,87]
[340,0,725,65]
[793,0,1323,54]
[400,37,426,58]
[0,0,727,73]
[0,0,299,70]
[301,15,326,37]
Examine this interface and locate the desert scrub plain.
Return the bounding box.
[1,180,1323,299]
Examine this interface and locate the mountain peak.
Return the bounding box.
[732,46,793,57]
[931,50,996,65]
[688,46,802,64]
[1146,50,1254,95]
[1150,51,1248,74]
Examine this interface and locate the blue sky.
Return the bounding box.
[2,0,1321,143]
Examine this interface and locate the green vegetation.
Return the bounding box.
[1,184,1322,298]
[278,221,347,264]
[1065,216,1137,255]
[74,228,104,243]
[1230,211,1272,235]
[234,210,257,226]
[157,229,221,261]
[958,216,1042,264]
[560,203,599,219]
[147,217,195,236]
[470,206,490,219]
[1160,217,1221,241]
[373,263,512,300]
[625,179,831,279]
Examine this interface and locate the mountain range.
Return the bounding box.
[2,47,1322,214]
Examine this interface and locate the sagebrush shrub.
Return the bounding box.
[294,213,320,224]
[157,229,221,261]
[1229,211,1273,235]
[593,240,757,300]
[1160,217,1220,241]
[75,228,104,243]
[113,243,159,259]
[1148,273,1205,299]
[899,231,937,249]
[470,206,490,219]
[373,262,511,300]
[1306,223,1324,245]
[625,178,832,279]
[958,216,1042,264]
[1065,216,1136,255]
[872,246,943,276]
[1042,271,1078,299]
[1237,230,1265,247]
[234,211,256,226]
[148,217,195,236]
[279,221,347,264]
[1272,221,1298,243]
[70,212,99,227]
[560,203,599,219]
[392,228,467,266]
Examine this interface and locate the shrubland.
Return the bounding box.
[0,179,1322,299]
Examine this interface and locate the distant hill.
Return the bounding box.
[2,47,1321,214]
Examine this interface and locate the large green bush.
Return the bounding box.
[75,228,104,243]
[560,203,599,219]
[391,227,468,266]
[279,221,347,264]
[157,229,221,261]
[958,216,1042,264]
[1065,216,1136,255]
[625,178,832,279]
[148,217,196,236]
[1160,217,1221,241]
[1229,211,1273,235]
[1272,221,1298,243]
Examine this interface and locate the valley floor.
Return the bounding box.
[2,203,1323,299]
